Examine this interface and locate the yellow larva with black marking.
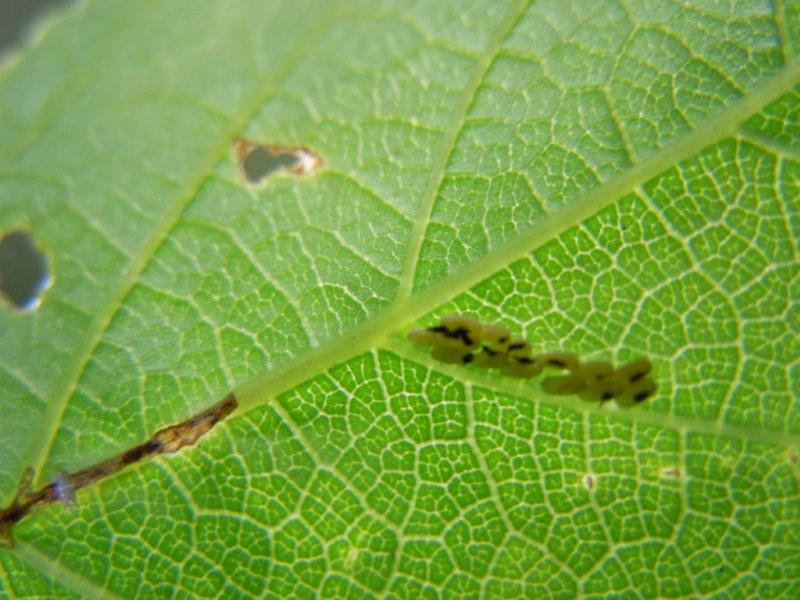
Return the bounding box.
[580,377,626,403]
[408,315,658,409]
[576,361,614,383]
[501,357,543,379]
[431,346,474,365]
[615,376,658,407]
[613,359,652,385]
[541,373,586,395]
[481,323,511,350]
[474,346,510,369]
[407,314,482,351]
[537,352,580,371]
[440,315,483,347]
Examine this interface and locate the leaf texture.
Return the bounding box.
[0,0,798,597]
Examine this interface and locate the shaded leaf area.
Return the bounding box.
[0,0,347,502]
[0,0,799,597]
[0,0,510,499]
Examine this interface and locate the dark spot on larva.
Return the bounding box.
[517,357,535,365]
[601,391,615,401]
[634,390,650,402]
[547,359,566,368]
[234,139,321,183]
[442,327,475,347]
[629,371,647,383]
[508,342,526,351]
[0,230,51,311]
[462,353,474,364]
[483,347,499,356]
[498,336,508,344]
[441,326,467,340]
[428,325,448,333]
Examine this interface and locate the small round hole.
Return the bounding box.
[0,230,51,311]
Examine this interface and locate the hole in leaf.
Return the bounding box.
[0,0,74,56]
[234,139,321,183]
[0,230,51,311]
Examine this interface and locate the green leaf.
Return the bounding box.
[1,0,799,597]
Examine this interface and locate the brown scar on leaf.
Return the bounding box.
[660,466,682,479]
[234,138,322,183]
[0,393,237,546]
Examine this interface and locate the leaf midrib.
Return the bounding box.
[20,12,800,489]
[19,0,534,485]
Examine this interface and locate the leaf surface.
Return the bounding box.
[1,0,799,597]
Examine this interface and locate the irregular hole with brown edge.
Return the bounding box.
[234,139,321,183]
[0,230,50,311]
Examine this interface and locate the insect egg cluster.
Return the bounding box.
[408,315,657,407]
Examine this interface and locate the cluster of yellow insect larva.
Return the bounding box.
[408,315,657,407]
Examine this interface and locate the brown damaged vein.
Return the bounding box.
[0,393,237,544]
